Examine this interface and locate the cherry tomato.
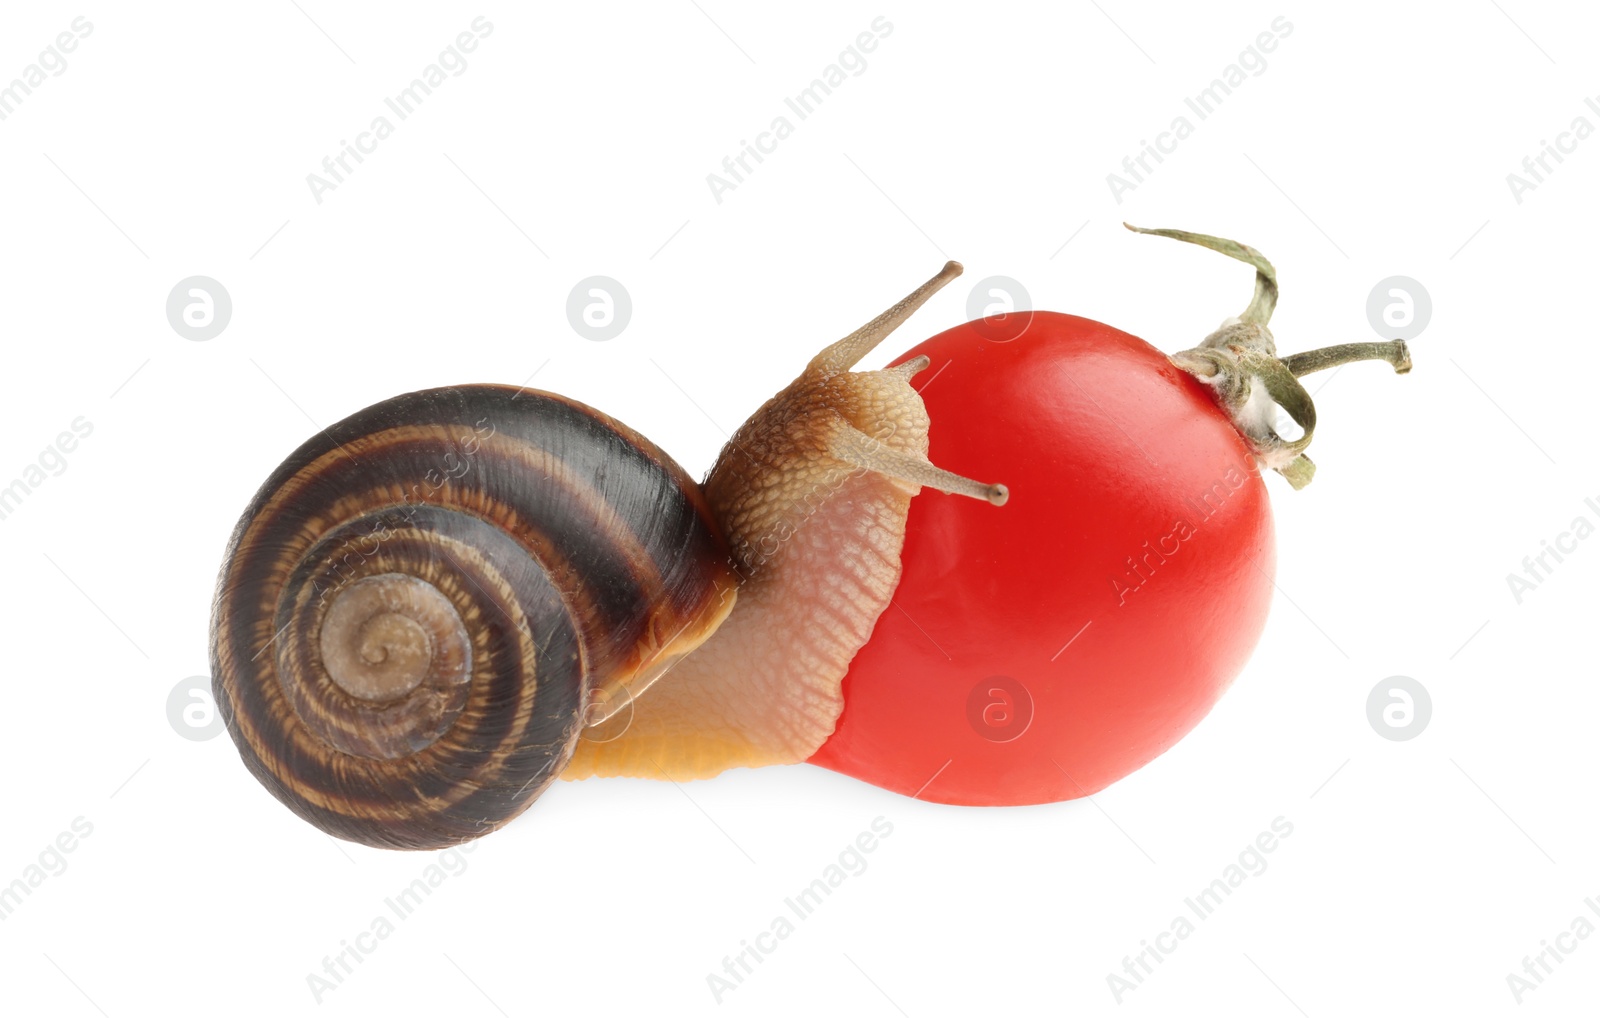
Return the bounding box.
[808,311,1275,804]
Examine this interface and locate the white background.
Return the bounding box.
[0,2,1595,1015]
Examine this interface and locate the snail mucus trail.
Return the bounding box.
[210,262,1006,850]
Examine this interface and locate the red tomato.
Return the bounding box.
[808,311,1275,804]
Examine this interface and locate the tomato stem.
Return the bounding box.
[1123,223,1413,490]
[1282,340,1412,377]
[1123,223,1278,325]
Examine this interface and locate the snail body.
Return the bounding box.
[211,263,1002,849]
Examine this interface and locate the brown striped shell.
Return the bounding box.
[209,385,737,850]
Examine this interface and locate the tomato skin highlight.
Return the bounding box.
[808,312,1276,805]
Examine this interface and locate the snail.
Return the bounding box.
[210,262,1006,850]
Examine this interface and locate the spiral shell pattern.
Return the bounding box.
[210,385,736,850]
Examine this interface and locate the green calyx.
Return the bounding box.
[1124,223,1412,489]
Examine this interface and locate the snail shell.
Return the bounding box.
[209,385,736,850]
